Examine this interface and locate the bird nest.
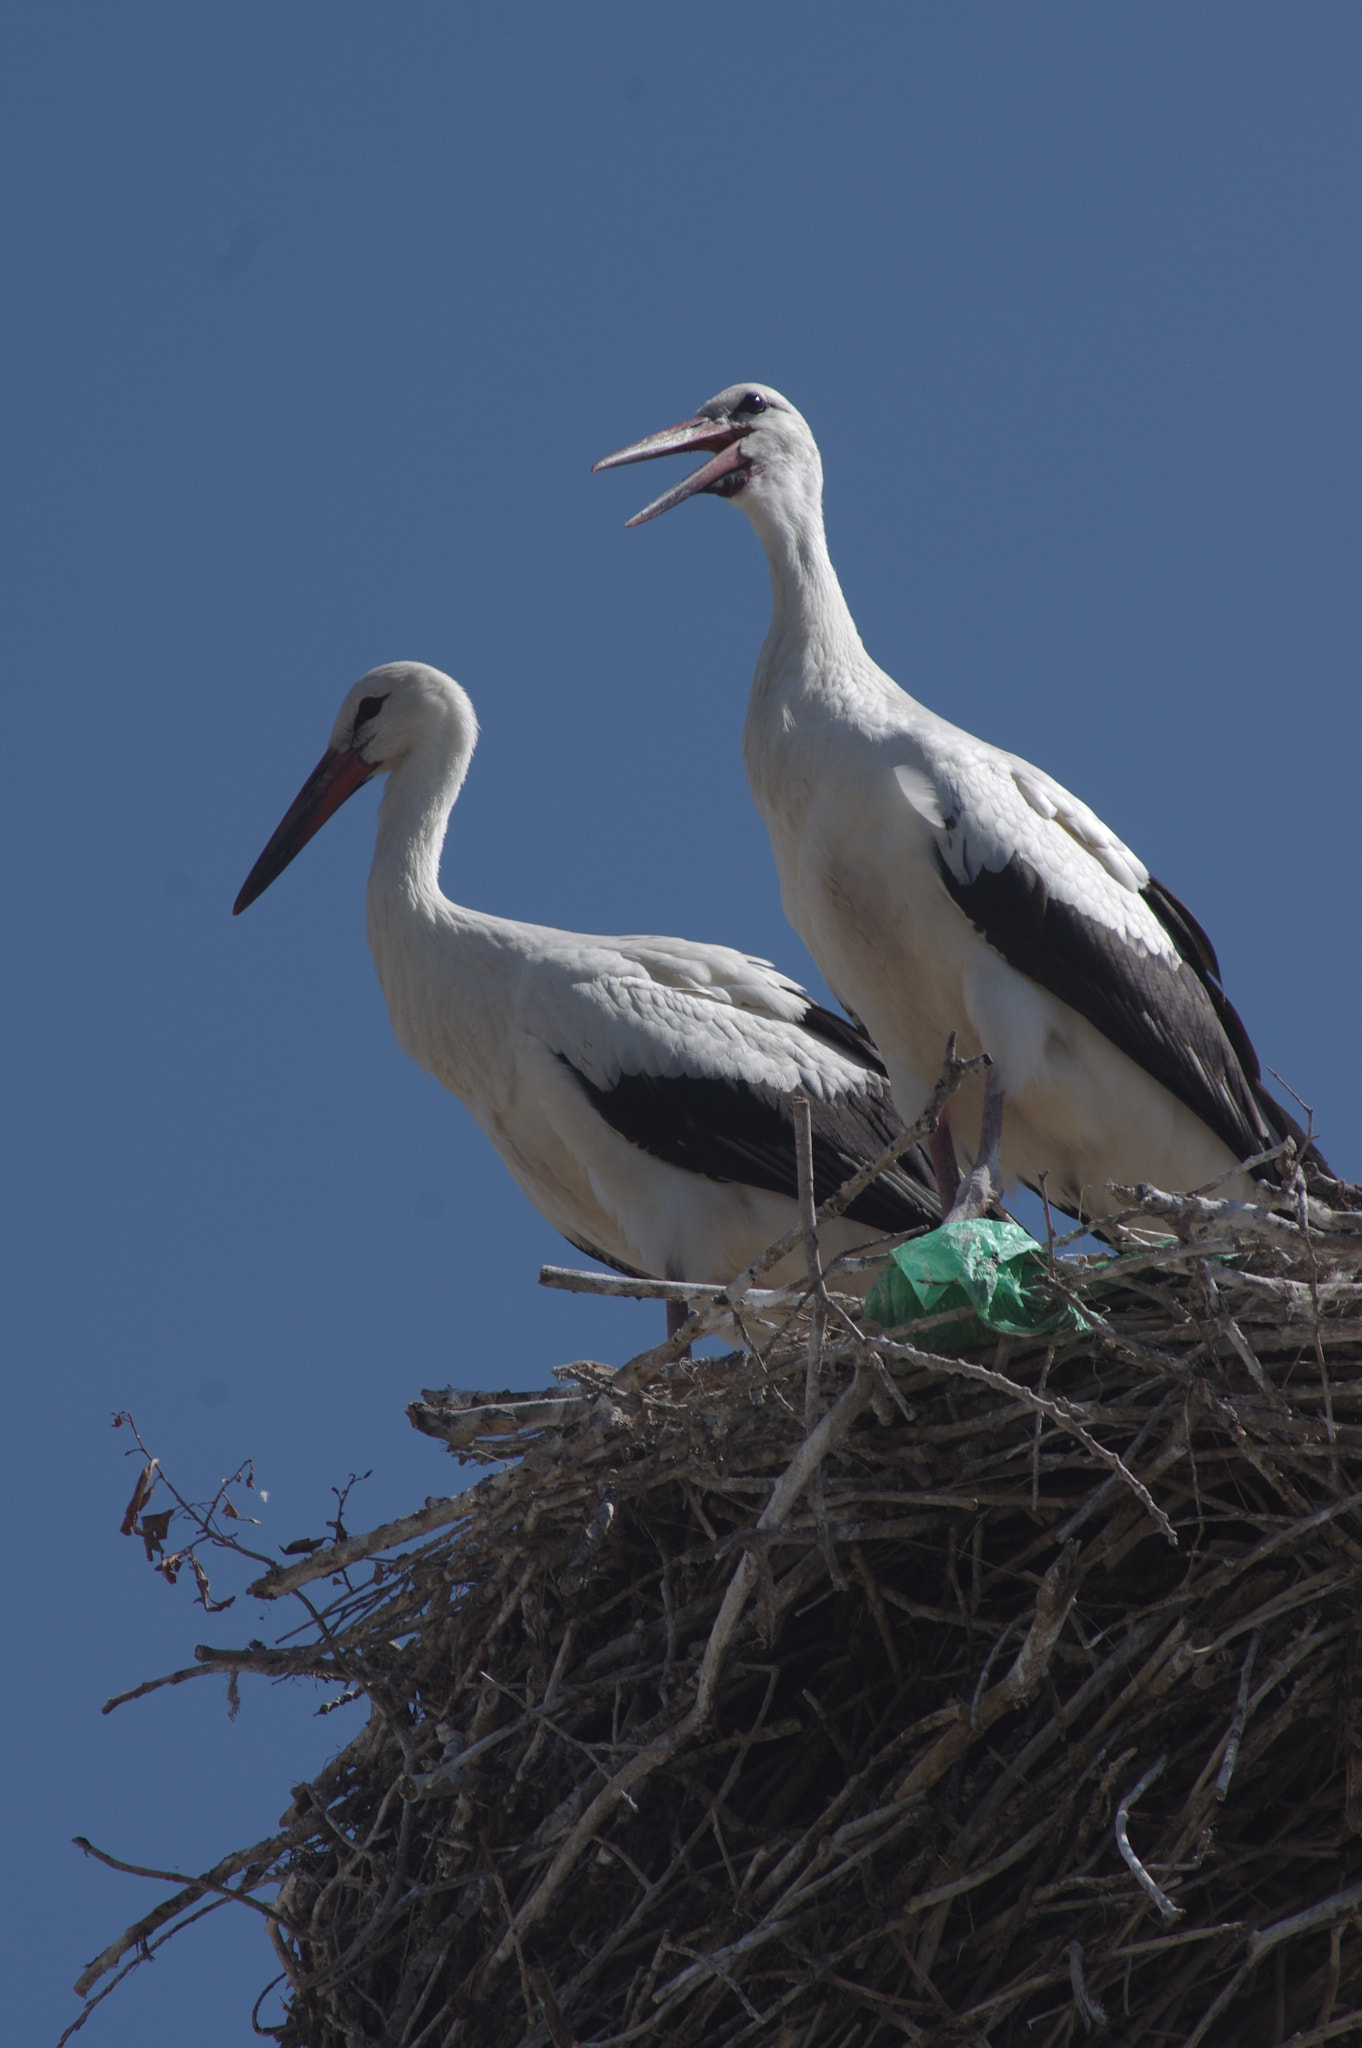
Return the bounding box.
[73,1165,1362,2048]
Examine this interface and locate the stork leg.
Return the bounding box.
[665,1266,691,1355]
[929,1111,962,1212]
[944,1066,1005,1223]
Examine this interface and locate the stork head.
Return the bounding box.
[234,663,478,914]
[592,383,822,535]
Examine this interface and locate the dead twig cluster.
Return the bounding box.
[70,1157,1362,2047]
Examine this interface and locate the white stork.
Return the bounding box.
[234,663,940,1321]
[594,386,1325,1222]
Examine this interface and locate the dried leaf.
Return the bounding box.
[190,1554,235,1614]
[120,1460,158,1536]
[138,1508,173,1561]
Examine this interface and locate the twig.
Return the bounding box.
[1216,1629,1261,1800]
[1114,1756,1183,1922]
[539,1267,721,1304]
[247,1490,477,1599]
[893,1543,1080,1800]
[1068,1938,1108,2031]
[100,1663,214,1716]
[1108,1182,1362,1242]
[793,1090,827,1430]
[73,1826,306,1995]
[1247,1878,1362,1961]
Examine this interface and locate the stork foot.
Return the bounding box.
[666,1273,692,1355]
[943,1160,1004,1222]
[943,1067,1005,1224]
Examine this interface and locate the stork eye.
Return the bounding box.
[353,694,388,733]
[734,391,767,417]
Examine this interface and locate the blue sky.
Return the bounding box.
[5,7,1359,2041]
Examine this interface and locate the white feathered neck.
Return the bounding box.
[363,690,509,1103]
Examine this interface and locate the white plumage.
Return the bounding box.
[235,662,939,1294]
[596,386,1320,1221]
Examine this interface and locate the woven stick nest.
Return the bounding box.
[74,1163,1362,2048]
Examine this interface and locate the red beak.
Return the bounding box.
[233,746,377,915]
[592,414,754,527]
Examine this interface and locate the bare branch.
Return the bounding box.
[1114,1756,1183,1923]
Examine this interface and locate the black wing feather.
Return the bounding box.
[936,850,1273,1163]
[790,1000,889,1072]
[560,1232,649,1279]
[1142,875,1329,1172]
[563,1062,939,1233]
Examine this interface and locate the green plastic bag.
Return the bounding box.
[863,1219,1093,1343]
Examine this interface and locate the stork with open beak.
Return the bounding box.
[595,387,1327,1221]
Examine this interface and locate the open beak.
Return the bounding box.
[233,746,377,915]
[592,414,754,527]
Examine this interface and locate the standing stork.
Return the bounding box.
[235,663,940,1324]
[594,386,1325,1221]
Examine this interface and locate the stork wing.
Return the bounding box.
[896,742,1278,1163]
[527,947,939,1232]
[605,941,887,1067]
[567,1063,937,1232]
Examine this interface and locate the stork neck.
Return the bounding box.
[370,744,463,911]
[746,483,863,680]
[363,735,509,1103]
